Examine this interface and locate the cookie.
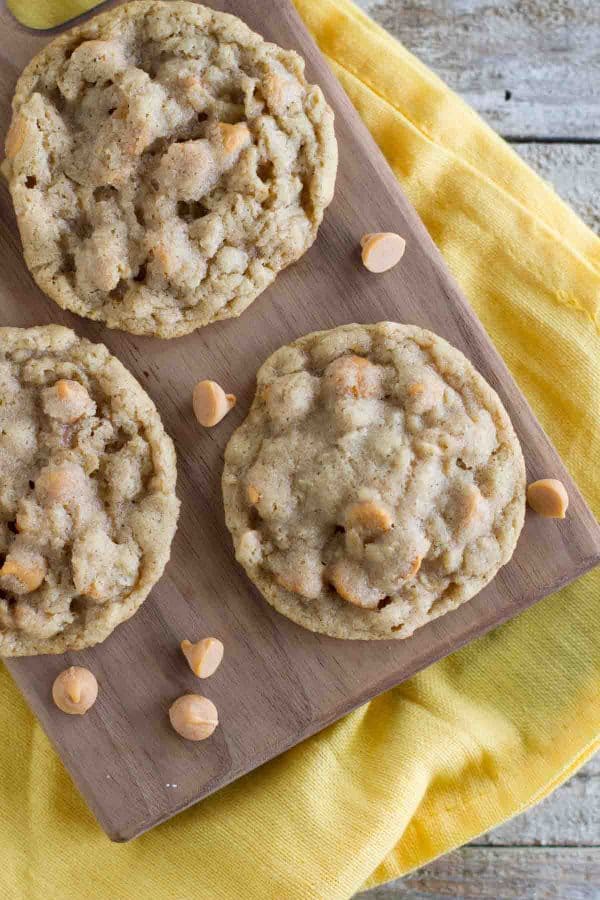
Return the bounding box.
[2,1,337,338]
[0,326,180,656]
[223,323,526,640]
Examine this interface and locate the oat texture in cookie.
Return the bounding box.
[2,1,337,338]
[223,323,526,640]
[0,326,179,656]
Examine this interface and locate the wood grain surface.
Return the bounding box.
[359,847,600,900]
[1,0,599,843]
[360,0,600,141]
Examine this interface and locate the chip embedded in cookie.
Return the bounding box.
[223,323,526,640]
[0,326,180,656]
[2,1,337,338]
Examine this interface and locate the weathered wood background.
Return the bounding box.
[355,0,600,896]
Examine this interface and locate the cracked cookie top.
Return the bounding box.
[223,323,525,640]
[0,326,179,656]
[3,1,337,338]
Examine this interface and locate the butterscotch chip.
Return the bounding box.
[323,355,381,399]
[0,554,47,594]
[274,570,322,600]
[181,637,224,678]
[326,559,384,609]
[360,232,406,273]
[193,380,236,428]
[3,1,337,338]
[35,462,87,506]
[403,556,422,579]
[0,325,180,657]
[42,379,95,423]
[169,694,218,741]
[5,115,26,160]
[527,478,569,519]
[216,122,251,157]
[246,484,262,505]
[345,501,393,538]
[456,484,482,526]
[223,322,526,640]
[52,666,98,715]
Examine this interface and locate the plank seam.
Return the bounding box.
[505,137,600,145]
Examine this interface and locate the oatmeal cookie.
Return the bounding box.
[223,322,525,640]
[0,325,179,656]
[2,1,337,338]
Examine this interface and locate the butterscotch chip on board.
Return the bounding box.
[193,380,236,427]
[361,233,406,273]
[0,325,180,657]
[527,479,569,519]
[3,1,337,338]
[52,666,98,715]
[223,322,526,641]
[169,694,219,741]
[181,637,224,678]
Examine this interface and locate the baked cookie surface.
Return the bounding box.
[223,323,526,640]
[3,1,337,338]
[0,326,179,656]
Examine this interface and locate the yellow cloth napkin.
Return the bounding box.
[3,0,600,897]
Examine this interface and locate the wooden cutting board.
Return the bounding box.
[1,0,599,843]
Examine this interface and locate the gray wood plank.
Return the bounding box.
[474,754,600,847]
[357,755,599,898]
[358,757,599,899]
[355,0,600,139]
[514,143,600,233]
[358,847,600,899]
